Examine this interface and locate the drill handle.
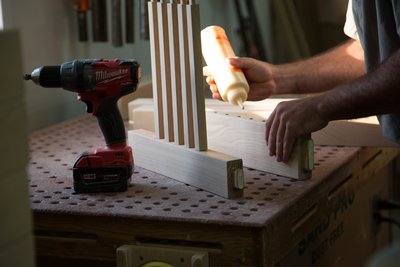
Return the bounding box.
[96,97,126,146]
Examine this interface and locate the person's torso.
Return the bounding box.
[352,0,400,143]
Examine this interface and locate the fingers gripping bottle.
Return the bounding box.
[201,25,249,109]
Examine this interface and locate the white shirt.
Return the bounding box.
[343,0,359,40]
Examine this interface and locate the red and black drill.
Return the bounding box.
[24,59,141,193]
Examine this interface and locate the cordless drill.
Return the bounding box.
[25,59,141,193]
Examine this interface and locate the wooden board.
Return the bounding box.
[128,129,244,199]
[126,97,399,147]
[312,117,399,147]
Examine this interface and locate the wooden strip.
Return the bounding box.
[157,0,174,142]
[129,129,244,199]
[148,0,164,139]
[178,1,195,148]
[168,0,184,145]
[186,1,208,151]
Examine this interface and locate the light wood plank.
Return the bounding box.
[168,0,184,145]
[128,97,400,148]
[186,2,208,151]
[312,118,399,147]
[148,0,164,139]
[177,1,195,148]
[129,129,244,199]
[157,0,174,142]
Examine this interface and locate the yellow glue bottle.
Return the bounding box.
[201,25,249,109]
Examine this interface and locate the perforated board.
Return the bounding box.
[28,116,360,227]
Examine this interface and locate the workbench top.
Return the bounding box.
[28,115,360,227]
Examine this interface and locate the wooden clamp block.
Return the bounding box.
[129,129,244,199]
[206,111,313,180]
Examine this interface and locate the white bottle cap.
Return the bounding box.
[227,88,247,109]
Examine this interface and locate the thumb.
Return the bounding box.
[227,57,254,70]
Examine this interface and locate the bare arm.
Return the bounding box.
[266,47,400,162]
[208,39,365,99]
[272,39,365,94]
[319,48,400,120]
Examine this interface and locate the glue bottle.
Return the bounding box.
[201,25,249,109]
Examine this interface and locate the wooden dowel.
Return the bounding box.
[186,1,207,151]
[157,0,174,142]
[148,0,164,139]
[168,0,184,145]
[177,1,195,148]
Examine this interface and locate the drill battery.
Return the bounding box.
[73,144,134,193]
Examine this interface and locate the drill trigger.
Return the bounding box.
[82,100,93,113]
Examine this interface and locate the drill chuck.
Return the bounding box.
[25,66,61,87]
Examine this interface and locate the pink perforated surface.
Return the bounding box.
[28,115,360,227]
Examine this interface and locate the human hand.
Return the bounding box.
[265,96,328,162]
[204,57,276,101]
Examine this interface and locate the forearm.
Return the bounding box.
[317,48,400,121]
[272,39,365,95]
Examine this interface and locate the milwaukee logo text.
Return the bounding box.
[95,69,129,82]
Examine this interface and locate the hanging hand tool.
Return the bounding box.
[71,0,90,41]
[112,0,123,47]
[139,0,149,40]
[24,59,141,193]
[233,0,267,60]
[92,0,108,42]
[126,0,135,43]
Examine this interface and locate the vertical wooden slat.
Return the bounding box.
[168,0,184,145]
[186,1,208,151]
[157,0,174,142]
[178,0,195,148]
[148,0,164,139]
